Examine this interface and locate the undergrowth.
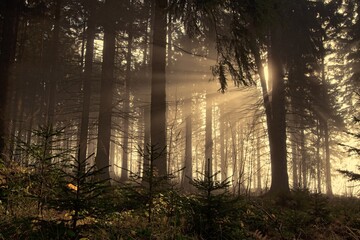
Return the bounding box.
[1,129,360,239]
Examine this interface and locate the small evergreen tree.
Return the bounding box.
[16,126,69,216]
[51,152,110,231]
[338,116,360,183]
[121,144,178,223]
[187,158,243,239]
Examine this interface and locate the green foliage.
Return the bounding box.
[186,163,245,239]
[16,126,70,215]
[1,131,360,240]
[338,115,360,190]
[48,152,110,231]
[121,144,181,223]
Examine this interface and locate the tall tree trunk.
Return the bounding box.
[252,36,289,194]
[300,123,307,188]
[0,0,21,161]
[46,0,62,128]
[78,0,96,173]
[256,124,262,192]
[268,24,290,195]
[150,0,167,176]
[205,93,213,177]
[320,53,333,195]
[323,122,332,195]
[95,0,116,181]
[121,6,133,181]
[230,122,237,191]
[183,97,192,191]
[316,120,322,193]
[220,104,226,182]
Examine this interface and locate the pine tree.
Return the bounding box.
[338,116,360,182]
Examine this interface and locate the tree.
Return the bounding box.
[78,0,96,174]
[0,0,22,161]
[95,0,116,181]
[45,0,62,128]
[338,116,360,183]
[150,0,168,176]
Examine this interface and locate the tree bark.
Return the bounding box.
[268,25,290,195]
[183,97,192,191]
[316,120,322,193]
[205,93,213,177]
[150,0,168,176]
[78,0,96,173]
[323,121,332,195]
[95,0,116,181]
[46,0,62,128]
[121,4,133,181]
[0,0,22,161]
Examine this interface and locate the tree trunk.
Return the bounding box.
[252,35,289,195]
[220,104,226,182]
[316,120,322,193]
[324,121,332,195]
[268,25,290,195]
[78,0,96,173]
[150,0,167,176]
[205,93,213,177]
[121,2,133,181]
[300,120,307,189]
[46,0,62,128]
[183,97,192,191]
[0,0,21,161]
[256,124,262,192]
[95,0,116,181]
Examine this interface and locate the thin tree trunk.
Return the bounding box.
[256,124,262,192]
[95,0,116,181]
[150,0,167,176]
[121,3,133,181]
[300,120,307,189]
[220,104,226,182]
[78,0,95,173]
[183,97,192,191]
[143,104,150,173]
[324,122,332,195]
[46,0,62,128]
[205,93,213,177]
[316,120,322,193]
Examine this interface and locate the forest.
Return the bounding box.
[0,0,360,239]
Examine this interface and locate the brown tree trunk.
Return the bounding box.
[268,25,290,195]
[256,124,262,192]
[220,104,226,182]
[252,35,289,195]
[0,0,22,161]
[121,4,133,181]
[78,0,96,173]
[300,119,307,189]
[316,120,322,193]
[205,93,213,177]
[46,0,62,128]
[150,0,167,176]
[183,97,192,191]
[323,122,332,195]
[95,0,116,181]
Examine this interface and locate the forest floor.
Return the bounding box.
[1,187,360,240]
